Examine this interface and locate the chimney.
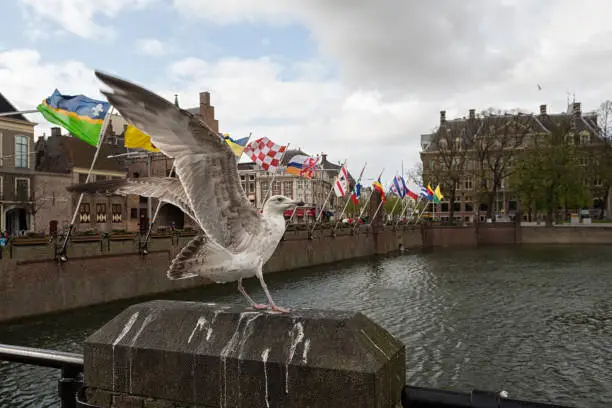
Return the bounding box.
[440,110,446,123]
[321,153,327,163]
[573,102,581,116]
[468,109,475,119]
[51,127,61,137]
[199,91,219,132]
[539,104,547,115]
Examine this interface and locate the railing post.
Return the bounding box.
[58,365,84,408]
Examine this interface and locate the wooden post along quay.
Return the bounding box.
[80,300,406,408]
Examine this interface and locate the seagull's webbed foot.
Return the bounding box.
[269,304,291,313]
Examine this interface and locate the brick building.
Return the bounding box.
[0,93,37,235]
[420,102,607,223]
[34,129,128,234]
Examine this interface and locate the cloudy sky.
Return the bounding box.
[1,0,612,182]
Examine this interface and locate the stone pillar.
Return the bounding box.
[82,300,405,408]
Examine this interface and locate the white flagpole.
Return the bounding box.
[353,168,384,232]
[388,196,401,223]
[0,109,39,117]
[369,199,384,226]
[260,142,290,209]
[310,158,346,234]
[334,161,366,231]
[59,106,114,261]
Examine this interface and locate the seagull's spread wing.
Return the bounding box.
[95,71,263,252]
[66,177,196,221]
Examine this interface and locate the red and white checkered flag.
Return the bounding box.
[243,137,287,171]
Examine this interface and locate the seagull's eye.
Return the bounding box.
[277,198,282,202]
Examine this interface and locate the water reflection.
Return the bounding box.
[1,245,611,407]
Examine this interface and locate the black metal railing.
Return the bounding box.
[402,385,575,408]
[0,343,85,408]
[0,343,578,408]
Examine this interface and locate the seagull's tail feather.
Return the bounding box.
[167,233,233,280]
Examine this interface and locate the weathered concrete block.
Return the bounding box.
[83,300,405,408]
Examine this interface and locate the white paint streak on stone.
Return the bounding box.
[302,338,311,364]
[285,321,305,394]
[128,314,155,393]
[111,312,140,392]
[113,312,140,347]
[207,310,223,341]
[188,316,208,344]
[219,311,260,408]
[361,329,389,359]
[261,348,271,408]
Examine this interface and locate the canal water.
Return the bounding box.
[1,245,611,408]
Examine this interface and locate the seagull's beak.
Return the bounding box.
[292,200,305,207]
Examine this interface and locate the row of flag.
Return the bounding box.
[36,88,445,217]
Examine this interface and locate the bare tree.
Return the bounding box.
[590,100,612,218]
[429,120,470,220]
[468,112,533,220]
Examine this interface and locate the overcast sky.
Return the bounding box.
[1,0,611,183]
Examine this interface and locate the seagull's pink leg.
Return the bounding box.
[238,278,268,310]
[255,268,291,313]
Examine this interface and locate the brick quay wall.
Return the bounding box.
[1,223,609,323]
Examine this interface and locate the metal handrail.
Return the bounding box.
[0,343,85,408]
[0,343,579,408]
[402,385,576,408]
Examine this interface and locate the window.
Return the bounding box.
[130,208,138,219]
[79,173,88,184]
[79,203,91,223]
[15,178,29,201]
[112,204,122,223]
[0,176,3,199]
[594,177,602,186]
[271,181,281,195]
[283,181,293,198]
[96,175,107,181]
[15,135,28,168]
[96,203,107,223]
[465,202,473,212]
[580,132,590,145]
[464,177,473,190]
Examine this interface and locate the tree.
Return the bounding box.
[589,100,612,219]
[468,113,533,220]
[511,118,589,226]
[429,122,469,220]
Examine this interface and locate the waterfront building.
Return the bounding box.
[34,127,128,235]
[420,102,609,223]
[0,93,37,235]
[240,151,354,223]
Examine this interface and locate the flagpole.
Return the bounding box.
[369,200,384,226]
[310,159,346,235]
[260,142,290,209]
[354,168,384,231]
[388,197,400,224]
[334,161,366,231]
[0,109,39,117]
[141,161,176,254]
[59,106,114,261]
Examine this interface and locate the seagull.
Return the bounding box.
[68,71,303,313]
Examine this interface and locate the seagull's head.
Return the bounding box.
[263,195,304,214]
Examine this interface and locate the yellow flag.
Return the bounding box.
[434,184,444,200]
[124,125,160,152]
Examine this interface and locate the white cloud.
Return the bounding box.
[0,49,103,136]
[5,1,612,182]
[18,0,156,39]
[135,38,169,56]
